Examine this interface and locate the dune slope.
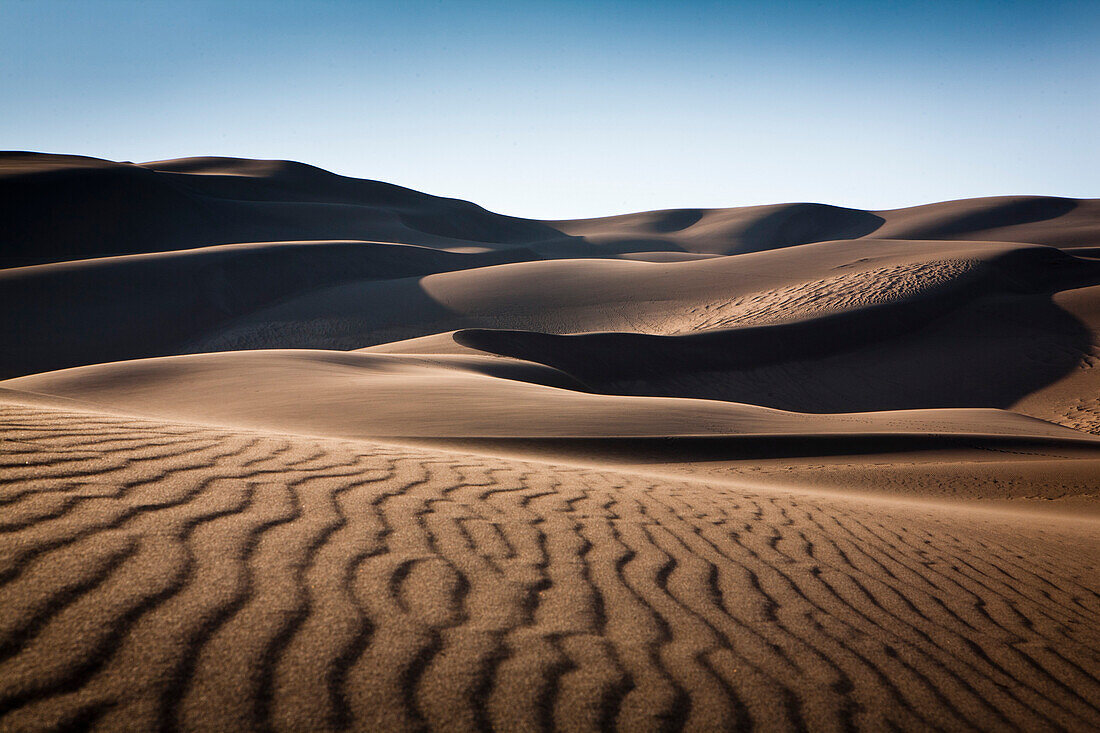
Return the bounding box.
[0,153,561,267]
[0,240,536,377]
[5,153,1099,268]
[5,349,1099,446]
[1,402,1098,731]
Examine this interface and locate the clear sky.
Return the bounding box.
[3,0,1098,219]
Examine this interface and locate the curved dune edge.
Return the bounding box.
[5,153,1100,270]
[0,239,538,378]
[0,401,1098,730]
[2,349,1097,445]
[185,238,1087,358]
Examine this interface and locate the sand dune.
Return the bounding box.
[0,239,535,377]
[0,153,560,268]
[187,238,1095,354]
[5,350,1098,445]
[3,152,1100,730]
[554,196,1100,255]
[5,153,1098,269]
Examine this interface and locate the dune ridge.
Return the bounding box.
[0,239,536,378]
[4,153,1100,270]
[4,350,1099,446]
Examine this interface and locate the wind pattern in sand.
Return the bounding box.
[2,404,1098,731]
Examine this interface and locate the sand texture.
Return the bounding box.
[2,152,1099,730]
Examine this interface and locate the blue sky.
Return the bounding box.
[2,0,1098,218]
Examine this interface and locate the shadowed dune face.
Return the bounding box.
[0,155,213,267]
[552,196,1100,254]
[7,349,1098,443]
[0,153,567,267]
[737,203,885,253]
[5,153,1099,268]
[454,290,1094,415]
[550,203,885,255]
[447,245,1099,416]
[184,239,1088,352]
[0,240,535,378]
[606,293,1092,412]
[873,196,1100,248]
[881,196,1078,239]
[4,152,1100,731]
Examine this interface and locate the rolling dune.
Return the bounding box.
[0,241,535,378]
[6,350,1099,445]
[551,197,1100,255]
[0,154,560,268]
[187,238,1095,355]
[2,152,1099,730]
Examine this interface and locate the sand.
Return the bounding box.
[2,152,1099,730]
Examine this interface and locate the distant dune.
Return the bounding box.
[4,153,1099,269]
[2,152,1099,730]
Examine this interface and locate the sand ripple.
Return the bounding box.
[2,403,1097,731]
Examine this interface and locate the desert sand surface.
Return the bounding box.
[2,152,1100,730]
